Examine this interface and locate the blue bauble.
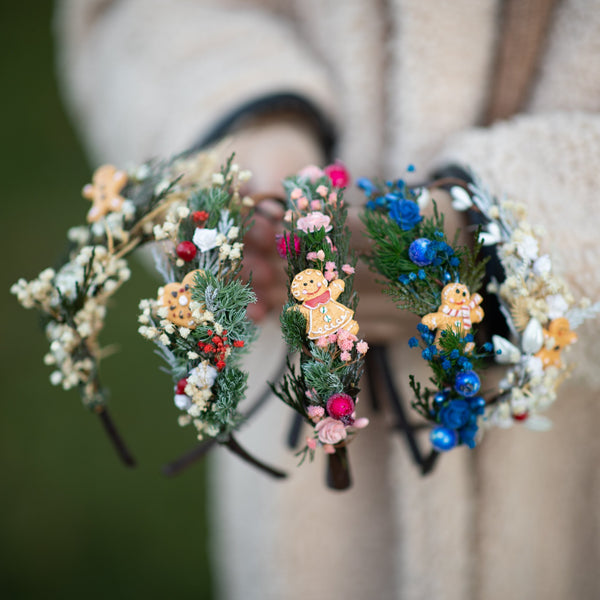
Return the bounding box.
[433,391,448,406]
[408,238,435,266]
[454,370,481,397]
[469,396,486,415]
[430,426,458,452]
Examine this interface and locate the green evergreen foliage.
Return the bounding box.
[280,302,307,352]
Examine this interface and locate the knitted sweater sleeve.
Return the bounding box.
[436,111,600,387]
[54,0,337,164]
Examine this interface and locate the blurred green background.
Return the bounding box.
[1,3,213,598]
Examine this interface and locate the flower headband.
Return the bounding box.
[359,167,599,457]
[272,163,369,490]
[11,151,284,478]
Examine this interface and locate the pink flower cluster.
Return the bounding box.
[306,249,325,262]
[315,329,369,361]
[324,261,338,282]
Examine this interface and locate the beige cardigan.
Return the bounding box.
[56,1,600,598]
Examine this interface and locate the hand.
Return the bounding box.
[213,119,325,321]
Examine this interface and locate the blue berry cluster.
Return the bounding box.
[358,176,422,231]
[408,325,494,451]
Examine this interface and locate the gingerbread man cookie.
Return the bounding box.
[535,317,577,368]
[421,282,484,351]
[159,270,203,328]
[290,269,359,339]
[82,164,128,223]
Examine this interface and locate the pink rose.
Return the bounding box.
[315,417,348,445]
[324,161,350,188]
[310,200,322,210]
[296,211,332,233]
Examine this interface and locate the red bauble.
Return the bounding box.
[324,161,350,188]
[176,241,197,262]
[326,393,355,423]
[175,378,188,395]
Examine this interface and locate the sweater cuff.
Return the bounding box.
[190,92,337,162]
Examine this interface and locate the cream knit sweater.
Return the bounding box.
[56,1,600,598]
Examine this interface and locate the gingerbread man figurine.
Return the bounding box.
[82,164,128,223]
[158,270,204,329]
[290,269,359,339]
[421,282,484,351]
[535,317,577,368]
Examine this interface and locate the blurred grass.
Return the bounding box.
[0,3,213,598]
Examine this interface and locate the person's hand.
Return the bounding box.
[214,119,325,321]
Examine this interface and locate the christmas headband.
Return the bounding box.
[11,150,284,478]
[271,163,369,490]
[359,167,599,457]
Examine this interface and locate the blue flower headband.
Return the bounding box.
[359,168,599,454]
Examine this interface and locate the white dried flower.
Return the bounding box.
[193,227,219,252]
[212,173,225,185]
[188,361,218,389]
[227,227,239,240]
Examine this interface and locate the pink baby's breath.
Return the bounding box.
[310,200,322,210]
[341,264,355,275]
[307,405,325,421]
[340,351,352,362]
[316,336,329,348]
[316,185,328,198]
[356,340,369,354]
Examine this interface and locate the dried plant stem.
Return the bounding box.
[96,406,136,467]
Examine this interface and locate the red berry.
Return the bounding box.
[326,393,355,423]
[233,340,245,348]
[193,210,209,223]
[324,161,350,188]
[176,241,197,262]
[513,411,529,421]
[216,360,226,371]
[175,378,188,395]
